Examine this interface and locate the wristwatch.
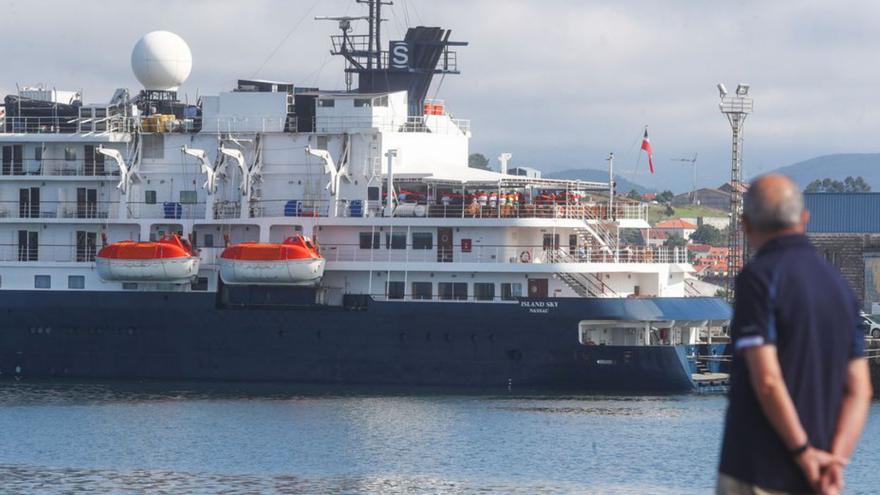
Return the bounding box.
[789,442,810,458]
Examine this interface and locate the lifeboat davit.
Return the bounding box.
[96,234,200,282]
[219,235,325,286]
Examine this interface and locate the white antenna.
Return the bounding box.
[498,153,512,175]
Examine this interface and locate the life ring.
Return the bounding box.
[520,251,531,263]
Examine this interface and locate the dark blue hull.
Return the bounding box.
[0,290,731,392]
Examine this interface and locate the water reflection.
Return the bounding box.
[0,379,875,494]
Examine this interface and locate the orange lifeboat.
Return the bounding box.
[96,234,200,282]
[219,235,325,286]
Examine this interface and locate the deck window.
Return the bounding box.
[412,232,433,250]
[354,98,371,108]
[67,275,85,289]
[34,275,51,289]
[386,281,405,300]
[474,283,495,301]
[501,283,523,301]
[318,99,335,108]
[180,190,197,204]
[359,232,380,249]
[64,147,77,162]
[439,282,468,301]
[385,232,406,250]
[412,282,432,300]
[122,283,138,290]
[145,190,157,205]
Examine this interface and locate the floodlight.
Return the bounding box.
[717,83,728,97]
[736,83,750,96]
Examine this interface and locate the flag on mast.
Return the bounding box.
[641,128,654,174]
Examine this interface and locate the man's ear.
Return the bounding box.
[800,209,810,230]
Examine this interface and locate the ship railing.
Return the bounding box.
[381,202,647,222]
[0,158,121,178]
[0,242,97,263]
[247,200,330,219]
[314,115,470,135]
[0,116,134,135]
[0,200,117,220]
[366,292,523,303]
[236,199,647,222]
[128,202,207,220]
[318,243,688,265]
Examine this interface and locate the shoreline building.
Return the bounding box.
[805,193,880,313]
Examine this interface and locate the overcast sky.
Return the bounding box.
[1,0,877,192]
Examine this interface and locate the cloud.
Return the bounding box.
[1,0,877,191]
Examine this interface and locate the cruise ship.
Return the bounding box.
[0,1,730,391]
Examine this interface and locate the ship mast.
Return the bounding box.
[318,0,467,114]
[359,0,392,71]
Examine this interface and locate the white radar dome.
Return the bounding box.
[131,31,192,91]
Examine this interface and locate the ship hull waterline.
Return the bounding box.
[0,290,730,392]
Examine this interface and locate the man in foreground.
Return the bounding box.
[717,174,872,494]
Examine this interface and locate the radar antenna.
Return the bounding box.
[315,15,372,90]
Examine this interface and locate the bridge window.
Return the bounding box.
[318,99,335,108]
[354,98,371,108]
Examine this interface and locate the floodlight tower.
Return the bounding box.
[718,83,753,302]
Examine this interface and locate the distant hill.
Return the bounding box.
[768,153,880,190]
[544,168,654,194]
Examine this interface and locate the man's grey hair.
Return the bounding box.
[743,177,804,232]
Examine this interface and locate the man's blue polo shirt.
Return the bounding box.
[719,234,865,492]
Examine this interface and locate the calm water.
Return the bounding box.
[0,381,876,494]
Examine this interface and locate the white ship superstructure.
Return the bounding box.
[0,2,730,391]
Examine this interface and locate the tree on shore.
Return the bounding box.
[690,225,724,245]
[656,190,674,203]
[805,176,871,193]
[468,153,491,171]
